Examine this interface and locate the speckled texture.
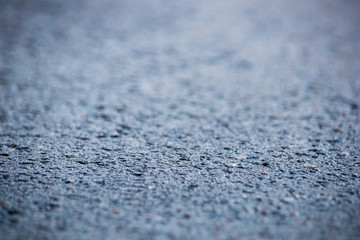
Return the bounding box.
[0,0,360,239]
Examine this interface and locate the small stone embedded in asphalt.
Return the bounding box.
[281,197,296,204]
[1,0,360,240]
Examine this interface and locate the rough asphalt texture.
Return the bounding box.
[0,0,360,239]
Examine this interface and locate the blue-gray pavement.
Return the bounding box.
[0,0,360,239]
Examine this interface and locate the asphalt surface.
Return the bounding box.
[1,0,360,239]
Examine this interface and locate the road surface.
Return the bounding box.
[1,0,360,239]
